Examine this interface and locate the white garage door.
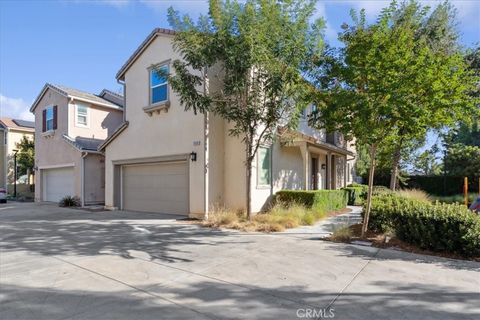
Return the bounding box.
[122,161,189,215]
[43,167,75,202]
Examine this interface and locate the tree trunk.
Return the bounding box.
[361,144,377,238]
[245,150,252,220]
[389,145,402,191]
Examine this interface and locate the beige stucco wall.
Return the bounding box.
[104,34,206,214]
[68,101,123,140]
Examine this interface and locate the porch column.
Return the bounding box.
[300,144,310,190]
[327,152,332,189]
[344,156,348,188]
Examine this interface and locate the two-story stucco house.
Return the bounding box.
[100,28,356,218]
[0,118,35,193]
[30,84,124,205]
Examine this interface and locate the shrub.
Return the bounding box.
[331,225,352,242]
[368,193,480,257]
[275,189,348,212]
[59,196,81,207]
[343,185,368,205]
[396,189,431,203]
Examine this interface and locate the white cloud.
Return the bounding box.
[98,0,130,8]
[139,0,209,17]
[0,94,34,121]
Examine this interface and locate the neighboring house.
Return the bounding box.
[30,84,124,205]
[0,118,35,193]
[100,28,357,218]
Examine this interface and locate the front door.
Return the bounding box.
[311,157,318,190]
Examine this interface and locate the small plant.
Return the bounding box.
[331,225,352,242]
[59,196,81,207]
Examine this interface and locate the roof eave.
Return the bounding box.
[115,28,176,81]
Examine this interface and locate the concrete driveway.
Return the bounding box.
[0,202,479,320]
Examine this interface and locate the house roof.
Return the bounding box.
[279,128,355,157]
[62,134,104,153]
[99,89,124,108]
[116,28,176,81]
[0,117,35,132]
[30,83,124,113]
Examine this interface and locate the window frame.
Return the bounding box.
[149,62,169,106]
[75,103,89,128]
[256,146,272,188]
[45,106,54,131]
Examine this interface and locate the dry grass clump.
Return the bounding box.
[202,203,328,232]
[397,189,431,203]
[331,225,352,242]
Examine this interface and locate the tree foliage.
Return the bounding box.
[15,136,34,177]
[310,0,476,236]
[166,0,325,218]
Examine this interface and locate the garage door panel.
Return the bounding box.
[44,167,74,202]
[122,161,188,215]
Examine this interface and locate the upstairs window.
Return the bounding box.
[46,107,54,131]
[257,146,272,187]
[150,65,168,105]
[76,103,89,127]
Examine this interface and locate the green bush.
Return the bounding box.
[275,190,348,212]
[343,185,368,205]
[367,194,480,257]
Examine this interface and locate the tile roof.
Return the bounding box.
[62,134,104,152]
[0,117,35,132]
[30,83,124,112]
[116,28,176,80]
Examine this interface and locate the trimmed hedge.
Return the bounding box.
[343,184,368,205]
[367,194,480,257]
[275,190,348,212]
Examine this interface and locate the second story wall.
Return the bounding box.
[67,101,123,140]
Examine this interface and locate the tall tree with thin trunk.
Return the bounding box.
[165,0,324,219]
[310,1,476,237]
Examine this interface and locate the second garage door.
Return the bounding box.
[43,167,75,202]
[122,161,189,215]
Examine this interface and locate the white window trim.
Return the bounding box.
[75,103,90,128]
[149,61,170,107]
[256,146,272,188]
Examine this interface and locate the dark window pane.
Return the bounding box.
[152,84,167,103]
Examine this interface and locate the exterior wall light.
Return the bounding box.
[190,152,197,162]
[321,164,326,170]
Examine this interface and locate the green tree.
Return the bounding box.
[310,1,476,236]
[166,0,324,218]
[387,0,471,190]
[15,136,35,178]
[444,144,480,176]
[412,149,442,175]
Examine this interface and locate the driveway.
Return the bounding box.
[0,202,479,320]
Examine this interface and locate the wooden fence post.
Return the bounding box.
[464,177,468,207]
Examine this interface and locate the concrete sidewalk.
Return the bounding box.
[280,206,363,237]
[1,202,479,320]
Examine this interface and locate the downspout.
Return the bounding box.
[203,67,209,219]
[81,152,88,207]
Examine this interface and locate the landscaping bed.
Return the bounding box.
[327,190,480,261]
[328,223,480,262]
[199,189,350,232]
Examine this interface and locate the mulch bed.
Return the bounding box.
[328,223,480,262]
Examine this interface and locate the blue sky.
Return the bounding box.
[0,0,479,122]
